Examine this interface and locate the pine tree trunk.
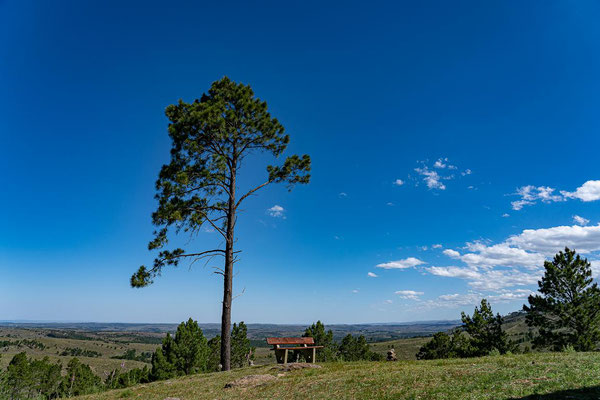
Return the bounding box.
[220,161,236,371]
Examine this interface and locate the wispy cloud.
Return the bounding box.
[443,249,461,259]
[511,185,564,210]
[415,166,446,190]
[433,157,457,170]
[367,272,378,278]
[412,158,471,191]
[573,215,590,226]
[393,179,404,186]
[511,180,600,210]
[267,205,285,218]
[376,257,425,269]
[395,290,424,300]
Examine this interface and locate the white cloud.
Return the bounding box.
[385,299,393,304]
[420,246,428,251]
[412,159,469,191]
[573,215,590,226]
[267,205,285,218]
[420,289,534,310]
[367,272,378,278]
[511,180,600,210]
[432,244,443,249]
[467,269,541,291]
[435,293,482,307]
[590,260,600,278]
[352,289,359,293]
[562,180,600,202]
[386,202,395,206]
[502,213,510,218]
[393,179,405,186]
[434,158,447,169]
[511,185,564,210]
[376,257,425,269]
[427,266,481,280]
[433,157,457,170]
[511,200,532,211]
[459,242,544,269]
[507,223,600,255]
[428,223,600,293]
[488,289,534,302]
[415,166,446,190]
[443,249,461,259]
[395,290,424,300]
[338,192,348,198]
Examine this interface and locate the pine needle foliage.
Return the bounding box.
[524,247,600,351]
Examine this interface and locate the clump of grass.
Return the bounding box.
[118,389,134,398]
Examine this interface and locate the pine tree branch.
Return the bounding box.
[235,180,271,209]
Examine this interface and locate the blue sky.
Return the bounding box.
[1,0,600,324]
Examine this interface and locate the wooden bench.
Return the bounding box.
[266,337,323,364]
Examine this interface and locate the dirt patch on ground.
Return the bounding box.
[224,374,277,388]
[270,363,323,372]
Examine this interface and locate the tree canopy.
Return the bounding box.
[524,248,600,351]
[461,299,515,356]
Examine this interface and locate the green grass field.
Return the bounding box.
[75,352,600,400]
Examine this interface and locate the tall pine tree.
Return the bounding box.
[524,248,600,351]
[131,77,311,370]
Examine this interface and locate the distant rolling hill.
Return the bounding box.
[0,320,462,346]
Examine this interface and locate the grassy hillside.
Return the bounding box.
[76,352,600,400]
[0,322,454,372]
[0,328,157,374]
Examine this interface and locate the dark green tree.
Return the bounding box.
[4,353,63,400]
[105,366,150,390]
[173,318,209,374]
[461,299,515,356]
[416,329,471,360]
[60,358,103,397]
[303,321,337,361]
[151,319,210,379]
[6,352,33,399]
[416,331,453,360]
[524,248,600,351]
[207,335,221,372]
[150,345,176,380]
[231,322,254,368]
[130,77,311,370]
[337,334,382,361]
[30,357,62,399]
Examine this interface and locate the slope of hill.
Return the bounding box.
[76,352,600,400]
